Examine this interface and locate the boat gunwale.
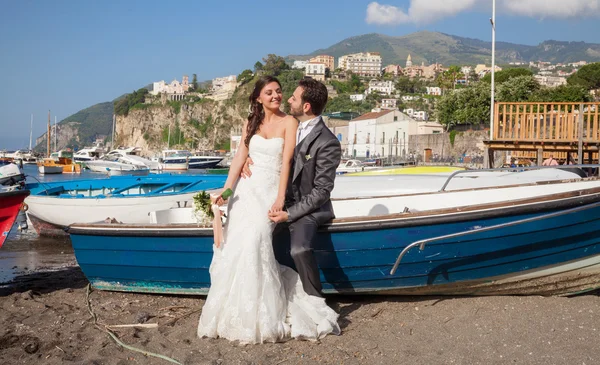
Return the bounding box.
[68,186,600,236]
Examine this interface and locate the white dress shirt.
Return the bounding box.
[296,116,321,145]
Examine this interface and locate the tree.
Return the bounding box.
[237,69,254,86]
[191,74,198,91]
[437,65,463,92]
[567,63,600,91]
[530,84,592,102]
[495,76,541,102]
[481,68,533,84]
[261,54,290,76]
[435,82,490,129]
[253,61,264,73]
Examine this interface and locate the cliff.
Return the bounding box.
[115,98,247,157]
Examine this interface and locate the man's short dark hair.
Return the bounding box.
[298,78,328,116]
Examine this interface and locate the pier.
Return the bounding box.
[485,102,600,166]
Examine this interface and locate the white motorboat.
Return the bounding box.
[156,150,189,171]
[107,165,150,176]
[0,159,26,192]
[86,147,160,172]
[74,147,103,163]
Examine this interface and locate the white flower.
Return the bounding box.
[305,154,312,161]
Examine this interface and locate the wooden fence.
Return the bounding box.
[493,102,600,143]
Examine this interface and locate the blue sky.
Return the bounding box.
[1,0,599,149]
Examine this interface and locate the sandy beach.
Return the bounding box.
[1,231,600,365]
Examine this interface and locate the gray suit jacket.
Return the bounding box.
[286,117,342,224]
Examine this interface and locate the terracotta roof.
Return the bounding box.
[351,109,394,122]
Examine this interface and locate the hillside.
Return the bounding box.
[34,101,113,152]
[290,31,600,66]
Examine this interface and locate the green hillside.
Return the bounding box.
[290,31,600,66]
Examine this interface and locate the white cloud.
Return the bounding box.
[366,0,600,25]
[502,0,600,19]
[366,0,479,25]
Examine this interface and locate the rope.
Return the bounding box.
[85,284,183,365]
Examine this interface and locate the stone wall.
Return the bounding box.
[408,130,487,162]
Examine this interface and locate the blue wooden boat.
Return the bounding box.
[24,174,226,236]
[68,178,600,296]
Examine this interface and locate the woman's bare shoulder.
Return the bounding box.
[282,115,298,127]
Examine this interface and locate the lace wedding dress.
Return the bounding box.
[197,135,340,344]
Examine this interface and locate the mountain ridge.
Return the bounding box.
[288,31,600,66]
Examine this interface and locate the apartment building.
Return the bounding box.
[338,52,382,77]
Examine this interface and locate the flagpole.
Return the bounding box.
[490,0,496,141]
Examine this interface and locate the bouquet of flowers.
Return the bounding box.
[192,188,233,247]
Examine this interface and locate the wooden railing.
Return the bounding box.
[493,102,600,142]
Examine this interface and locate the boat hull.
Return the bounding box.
[68,190,600,296]
[0,190,29,248]
[188,158,223,169]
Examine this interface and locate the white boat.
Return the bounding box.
[336,159,379,174]
[74,147,103,163]
[157,150,189,171]
[107,165,150,176]
[37,158,64,175]
[86,147,160,172]
[0,159,25,192]
[23,175,226,236]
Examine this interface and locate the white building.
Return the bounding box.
[338,52,382,78]
[292,60,308,69]
[150,75,190,96]
[403,108,429,121]
[229,124,244,157]
[401,95,420,102]
[350,94,365,102]
[534,75,567,87]
[381,98,398,110]
[426,87,442,96]
[367,80,394,95]
[346,109,443,159]
[305,62,326,81]
[212,75,237,93]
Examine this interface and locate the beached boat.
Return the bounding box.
[68,167,600,296]
[336,159,379,174]
[0,189,29,248]
[24,174,227,236]
[346,165,464,176]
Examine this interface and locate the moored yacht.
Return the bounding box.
[74,146,103,163]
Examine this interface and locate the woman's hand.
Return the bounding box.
[269,196,285,213]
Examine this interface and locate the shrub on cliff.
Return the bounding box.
[114,88,149,116]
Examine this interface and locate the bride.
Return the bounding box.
[197,76,340,344]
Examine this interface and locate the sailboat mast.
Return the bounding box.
[29,114,33,151]
[54,116,57,152]
[47,110,51,157]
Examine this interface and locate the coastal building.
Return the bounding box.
[474,64,502,78]
[292,60,308,69]
[150,75,190,98]
[406,54,413,68]
[426,87,442,96]
[367,80,394,95]
[403,108,429,121]
[338,52,382,78]
[350,94,365,102]
[347,109,443,159]
[229,124,244,157]
[384,64,403,76]
[534,75,567,87]
[305,62,326,81]
[206,75,238,101]
[309,55,335,71]
[381,98,398,110]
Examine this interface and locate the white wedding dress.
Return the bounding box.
[197,135,340,344]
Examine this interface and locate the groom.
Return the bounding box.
[244,78,341,297]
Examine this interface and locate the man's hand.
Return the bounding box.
[268,210,288,223]
[241,157,254,179]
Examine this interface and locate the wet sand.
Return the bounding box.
[2,228,600,364]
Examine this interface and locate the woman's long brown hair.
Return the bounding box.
[244,75,281,148]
